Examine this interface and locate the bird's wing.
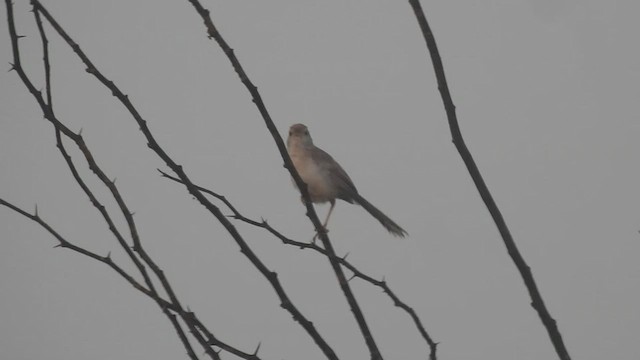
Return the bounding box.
[311,146,359,199]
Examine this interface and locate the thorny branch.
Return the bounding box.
[159,169,439,359]
[407,1,571,360]
[27,1,337,359]
[185,1,384,359]
[31,6,208,359]
[2,2,455,360]
[30,8,203,357]
[6,1,264,359]
[30,3,212,359]
[0,198,170,310]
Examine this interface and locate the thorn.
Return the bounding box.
[53,243,61,248]
[16,34,25,39]
[130,211,135,216]
[342,252,350,260]
[8,63,15,72]
[106,251,111,259]
[252,342,261,356]
[347,274,356,282]
[34,204,38,217]
[78,127,83,136]
[112,177,117,184]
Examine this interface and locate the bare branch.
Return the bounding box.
[407,1,571,359]
[28,1,336,358]
[29,4,203,358]
[160,170,438,358]
[186,313,262,360]
[31,2,51,107]
[7,2,268,358]
[185,2,383,359]
[0,198,170,310]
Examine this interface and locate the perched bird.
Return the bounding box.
[287,123,407,237]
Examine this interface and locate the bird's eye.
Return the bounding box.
[304,131,309,135]
[289,131,292,136]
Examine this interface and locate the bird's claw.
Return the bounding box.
[311,226,329,244]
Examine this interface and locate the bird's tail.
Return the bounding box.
[353,193,407,237]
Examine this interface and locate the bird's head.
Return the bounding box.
[287,123,314,148]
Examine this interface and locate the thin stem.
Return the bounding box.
[185,2,382,359]
[0,198,173,310]
[160,169,439,359]
[7,2,262,358]
[30,4,202,358]
[29,2,336,358]
[407,1,571,359]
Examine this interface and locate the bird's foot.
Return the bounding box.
[311,226,329,244]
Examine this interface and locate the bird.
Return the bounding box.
[286,123,407,238]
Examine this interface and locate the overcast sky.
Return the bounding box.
[1,1,639,359]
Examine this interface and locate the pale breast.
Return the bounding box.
[290,151,337,203]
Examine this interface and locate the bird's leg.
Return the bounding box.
[312,200,335,243]
[323,200,336,229]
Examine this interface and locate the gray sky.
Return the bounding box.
[1,0,639,359]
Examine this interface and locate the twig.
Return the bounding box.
[0,198,172,311]
[30,4,202,359]
[160,169,439,358]
[29,2,336,358]
[7,2,261,358]
[407,1,571,359]
[186,313,262,360]
[185,2,383,359]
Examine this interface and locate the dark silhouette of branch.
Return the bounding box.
[407,1,571,360]
[29,5,205,359]
[7,3,264,359]
[6,2,452,359]
[27,2,337,359]
[0,198,233,360]
[0,198,170,309]
[32,6,51,106]
[32,3,170,339]
[160,169,439,359]
[186,313,262,360]
[185,2,384,359]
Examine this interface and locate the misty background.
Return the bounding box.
[1,1,639,359]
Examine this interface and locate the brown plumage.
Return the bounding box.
[287,123,407,237]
